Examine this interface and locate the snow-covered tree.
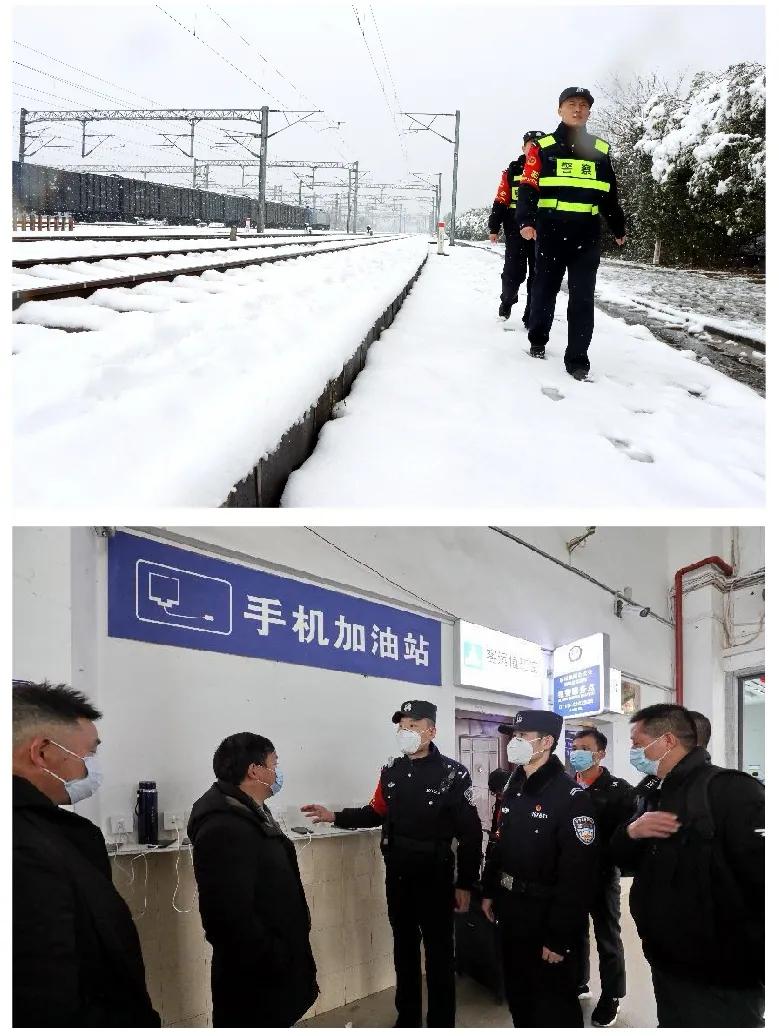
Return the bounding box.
[447,207,490,240]
[636,62,765,264]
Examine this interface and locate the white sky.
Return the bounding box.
[10,2,765,214]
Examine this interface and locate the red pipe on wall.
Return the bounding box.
[674,556,733,705]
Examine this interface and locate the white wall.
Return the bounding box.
[13,525,763,839]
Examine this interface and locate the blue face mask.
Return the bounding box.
[569,749,596,773]
[43,740,103,804]
[630,734,671,776]
[271,767,284,796]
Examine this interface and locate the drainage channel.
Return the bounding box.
[222,251,429,507]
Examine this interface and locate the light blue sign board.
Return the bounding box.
[553,665,602,718]
[108,532,441,686]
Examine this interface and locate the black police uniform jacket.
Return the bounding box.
[578,766,635,874]
[188,781,318,1027]
[334,741,483,890]
[12,775,161,1027]
[610,747,764,988]
[482,755,599,956]
[516,122,626,239]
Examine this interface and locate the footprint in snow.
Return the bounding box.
[605,436,655,464]
[541,386,565,402]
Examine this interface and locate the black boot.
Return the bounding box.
[530,345,546,358]
[498,301,512,319]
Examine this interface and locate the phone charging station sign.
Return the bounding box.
[552,633,609,719]
[455,620,545,698]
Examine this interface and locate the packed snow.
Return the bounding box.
[282,244,764,508]
[13,238,428,507]
[12,237,390,294]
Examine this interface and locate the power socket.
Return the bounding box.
[163,810,188,832]
[109,814,133,835]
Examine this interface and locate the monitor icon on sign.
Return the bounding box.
[136,560,232,635]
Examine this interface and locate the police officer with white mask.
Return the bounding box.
[481,708,598,1028]
[303,699,482,1027]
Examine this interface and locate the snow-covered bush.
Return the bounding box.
[447,207,490,240]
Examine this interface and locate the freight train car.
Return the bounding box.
[12,162,307,229]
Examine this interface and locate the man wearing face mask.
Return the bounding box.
[302,699,482,1027]
[12,679,160,1027]
[481,709,598,1028]
[188,732,318,1027]
[568,728,635,1026]
[611,704,764,1027]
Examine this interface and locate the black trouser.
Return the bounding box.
[385,864,456,1027]
[651,966,765,1027]
[496,888,583,1028]
[576,869,626,999]
[501,230,535,320]
[527,220,600,372]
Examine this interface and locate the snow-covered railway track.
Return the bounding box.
[12,230,333,244]
[12,234,365,269]
[12,237,404,315]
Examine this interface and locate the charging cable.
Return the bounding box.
[171,818,197,914]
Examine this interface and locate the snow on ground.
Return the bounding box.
[460,240,765,343]
[11,232,355,263]
[13,223,318,239]
[282,244,764,508]
[12,237,386,293]
[13,237,428,507]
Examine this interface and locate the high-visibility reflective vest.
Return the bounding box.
[535,132,611,218]
[509,171,523,210]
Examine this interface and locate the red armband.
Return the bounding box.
[369,779,388,816]
[519,145,541,190]
[494,169,510,205]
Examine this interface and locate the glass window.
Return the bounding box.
[739,674,765,782]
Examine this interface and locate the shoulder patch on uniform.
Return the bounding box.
[464,786,473,803]
[594,138,610,154]
[539,134,556,148]
[570,786,583,796]
[573,816,596,845]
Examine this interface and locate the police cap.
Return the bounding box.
[559,86,595,108]
[392,699,437,724]
[523,129,545,144]
[498,708,564,739]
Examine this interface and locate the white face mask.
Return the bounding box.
[507,736,544,767]
[42,740,103,804]
[397,728,423,755]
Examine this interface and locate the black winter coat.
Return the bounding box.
[610,748,764,987]
[482,755,599,955]
[188,781,318,1027]
[579,766,635,875]
[12,775,160,1027]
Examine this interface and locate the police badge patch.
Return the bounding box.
[573,816,595,845]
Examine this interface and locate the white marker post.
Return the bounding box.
[437,220,447,256]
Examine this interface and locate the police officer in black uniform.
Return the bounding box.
[568,727,636,1026]
[516,87,627,379]
[302,700,482,1028]
[489,129,545,323]
[481,709,598,1028]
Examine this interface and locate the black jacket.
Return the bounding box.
[516,121,626,238]
[610,748,764,987]
[577,766,635,874]
[482,755,599,955]
[12,775,160,1027]
[334,741,483,890]
[188,782,318,1027]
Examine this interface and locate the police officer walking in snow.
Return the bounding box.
[481,709,598,1028]
[302,700,482,1027]
[516,87,627,379]
[489,129,545,323]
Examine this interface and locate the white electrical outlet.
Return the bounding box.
[163,810,188,831]
[109,814,133,835]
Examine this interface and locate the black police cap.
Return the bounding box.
[498,708,564,739]
[523,129,545,144]
[559,86,594,108]
[391,699,437,724]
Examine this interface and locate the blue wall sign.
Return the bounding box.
[552,633,608,719]
[108,532,442,686]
